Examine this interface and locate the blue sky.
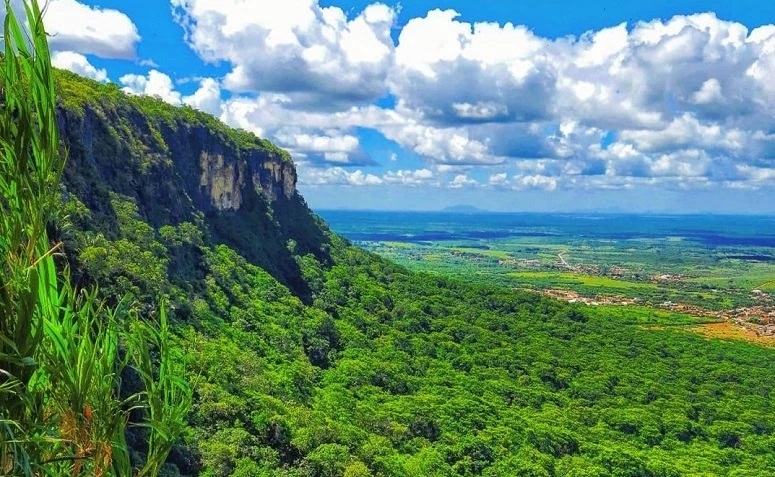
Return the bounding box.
[41,0,775,212]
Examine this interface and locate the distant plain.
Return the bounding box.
[321,210,775,341]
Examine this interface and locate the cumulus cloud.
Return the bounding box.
[449,174,478,188]
[183,78,223,115]
[392,9,554,124]
[379,122,499,164]
[300,166,451,188]
[52,51,108,82]
[276,130,374,166]
[691,78,724,105]
[383,168,436,186]
[385,11,775,184]
[489,173,508,186]
[300,167,383,186]
[120,70,182,105]
[171,0,395,105]
[45,0,140,59]
[554,14,775,129]
[512,175,558,191]
[119,72,230,119]
[219,95,385,166]
[139,59,160,68]
[617,114,747,155]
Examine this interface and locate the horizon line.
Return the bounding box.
[312,207,775,217]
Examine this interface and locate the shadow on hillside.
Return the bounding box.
[207,191,331,304]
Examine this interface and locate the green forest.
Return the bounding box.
[3,2,775,476]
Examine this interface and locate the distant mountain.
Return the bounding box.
[441,204,488,213]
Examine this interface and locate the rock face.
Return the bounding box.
[54,77,327,298]
[254,155,297,202]
[196,148,297,211]
[199,151,244,211]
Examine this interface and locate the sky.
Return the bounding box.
[26,0,775,212]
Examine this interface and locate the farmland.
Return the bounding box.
[321,210,775,344]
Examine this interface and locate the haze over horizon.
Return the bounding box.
[20,0,775,212]
[315,204,775,216]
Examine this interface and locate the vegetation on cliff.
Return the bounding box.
[55,68,326,301]
[55,70,289,161]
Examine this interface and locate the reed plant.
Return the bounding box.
[128,303,191,477]
[0,0,61,472]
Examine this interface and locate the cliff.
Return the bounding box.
[54,70,330,300]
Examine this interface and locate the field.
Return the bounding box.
[508,271,657,290]
[320,210,775,344]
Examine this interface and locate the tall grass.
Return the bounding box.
[0,1,190,475]
[129,303,192,477]
[0,0,62,473]
[39,287,135,476]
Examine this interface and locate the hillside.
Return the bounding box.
[53,71,775,476]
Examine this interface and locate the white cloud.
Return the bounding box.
[383,168,436,186]
[183,78,222,115]
[691,78,723,105]
[489,172,508,185]
[552,13,768,130]
[52,51,107,82]
[379,11,775,185]
[378,122,504,165]
[616,114,748,155]
[139,59,160,68]
[119,70,182,105]
[736,165,775,185]
[300,167,383,186]
[171,0,395,105]
[117,72,226,117]
[218,95,382,166]
[45,0,140,59]
[391,9,554,124]
[436,164,470,173]
[301,166,452,188]
[449,174,478,188]
[277,132,359,155]
[512,175,558,191]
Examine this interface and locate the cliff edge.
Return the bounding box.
[55,70,330,300]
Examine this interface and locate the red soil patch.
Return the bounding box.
[688,322,775,347]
